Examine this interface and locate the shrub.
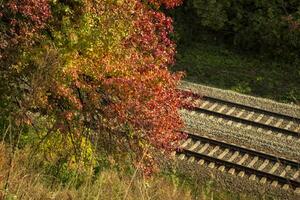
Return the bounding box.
[0,0,188,175]
[184,0,300,61]
[0,143,192,200]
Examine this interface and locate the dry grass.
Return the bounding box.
[0,143,193,200]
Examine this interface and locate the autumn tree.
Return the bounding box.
[0,0,187,174]
[146,0,183,8]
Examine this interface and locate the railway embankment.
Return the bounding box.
[175,81,300,197]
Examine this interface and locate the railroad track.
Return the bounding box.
[189,95,300,139]
[177,131,300,193]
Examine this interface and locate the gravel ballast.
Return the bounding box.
[160,156,300,200]
[180,109,300,162]
[179,81,300,119]
[174,81,300,198]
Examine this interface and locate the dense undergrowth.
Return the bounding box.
[174,40,300,104]
[0,140,191,200]
[169,3,300,104]
[175,0,300,62]
[0,140,265,200]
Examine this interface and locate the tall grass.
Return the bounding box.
[0,142,194,200]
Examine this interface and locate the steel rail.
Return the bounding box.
[191,106,299,138]
[183,131,300,169]
[180,149,300,190]
[202,96,300,123]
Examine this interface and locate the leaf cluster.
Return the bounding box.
[0,0,187,175]
[182,0,300,61]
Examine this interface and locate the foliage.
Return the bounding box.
[146,0,183,8]
[0,142,193,200]
[0,0,188,175]
[0,0,52,129]
[173,40,300,103]
[0,0,51,46]
[182,0,300,61]
[0,143,284,200]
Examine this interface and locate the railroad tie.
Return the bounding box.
[199,113,205,117]
[171,151,176,157]
[280,165,291,177]
[228,151,239,162]
[282,184,289,190]
[208,162,215,168]
[208,146,220,156]
[237,154,248,177]
[188,141,201,151]
[265,116,274,125]
[190,111,196,115]
[228,151,240,175]
[178,154,185,160]
[217,105,227,113]
[198,159,205,165]
[217,148,229,159]
[259,177,267,184]
[228,168,235,175]
[199,101,210,108]
[235,122,243,128]
[258,159,269,171]
[207,103,218,111]
[257,128,263,132]
[276,133,282,137]
[247,156,259,168]
[249,174,256,181]
[237,171,245,177]
[254,114,264,122]
[284,121,293,130]
[188,157,195,163]
[180,138,192,148]
[266,130,273,135]
[236,109,245,117]
[269,162,280,174]
[292,170,299,180]
[244,111,255,120]
[271,180,278,187]
[246,124,252,130]
[197,143,209,154]
[237,154,249,165]
[226,107,236,115]
[226,120,233,125]
[218,165,226,172]
[274,119,284,128]
[295,125,300,133]
[286,135,293,140]
[217,118,224,123]
[247,156,258,180]
[209,115,215,120]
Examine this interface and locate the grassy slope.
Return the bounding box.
[0,142,262,200]
[173,40,300,104]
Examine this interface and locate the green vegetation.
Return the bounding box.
[182,0,300,61]
[169,1,300,104]
[0,140,272,200]
[1,0,300,199]
[0,0,187,179]
[174,40,300,103]
[0,142,191,200]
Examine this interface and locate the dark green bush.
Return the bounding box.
[183,0,300,61]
